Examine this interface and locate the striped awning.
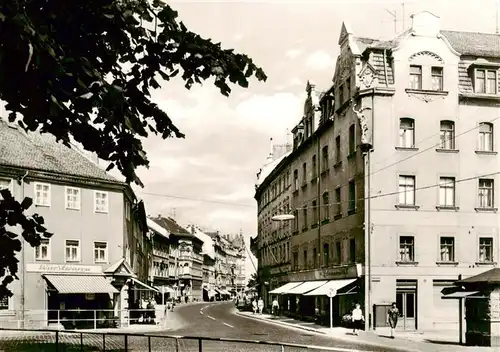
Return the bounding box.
[44,275,119,294]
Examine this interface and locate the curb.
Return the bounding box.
[235,312,422,352]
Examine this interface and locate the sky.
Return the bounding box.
[2,0,498,278]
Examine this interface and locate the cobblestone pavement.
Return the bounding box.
[0,302,408,351]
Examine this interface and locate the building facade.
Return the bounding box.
[0,120,152,329]
[253,11,500,331]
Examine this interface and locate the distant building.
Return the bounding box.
[0,120,152,329]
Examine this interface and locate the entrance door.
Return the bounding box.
[396,290,417,330]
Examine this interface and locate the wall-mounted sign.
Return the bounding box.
[286,263,360,282]
[26,263,103,274]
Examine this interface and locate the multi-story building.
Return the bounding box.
[149,217,203,302]
[231,232,247,294]
[0,119,152,329]
[253,11,500,331]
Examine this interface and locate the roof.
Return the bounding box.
[440,30,500,58]
[255,151,291,187]
[150,216,192,237]
[147,218,169,239]
[188,226,215,259]
[0,120,120,183]
[458,268,500,285]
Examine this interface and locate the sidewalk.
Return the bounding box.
[236,311,495,352]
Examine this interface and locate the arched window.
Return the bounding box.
[399,118,415,148]
[440,120,455,150]
[479,122,494,152]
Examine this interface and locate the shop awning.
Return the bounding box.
[220,289,231,295]
[269,282,304,294]
[204,288,216,297]
[156,285,175,294]
[44,275,119,294]
[442,291,482,299]
[304,279,357,296]
[287,280,328,295]
[131,278,160,293]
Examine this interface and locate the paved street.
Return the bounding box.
[0,302,408,352]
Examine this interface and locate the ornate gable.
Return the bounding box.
[357,62,378,89]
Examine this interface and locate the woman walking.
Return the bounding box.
[351,303,364,335]
[387,302,399,338]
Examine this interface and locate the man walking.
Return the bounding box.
[387,302,399,339]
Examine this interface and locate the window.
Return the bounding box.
[399,236,415,262]
[34,183,51,207]
[349,124,356,154]
[302,208,307,228]
[312,200,318,224]
[312,155,317,179]
[94,242,108,263]
[65,187,81,210]
[293,210,298,230]
[479,237,493,262]
[35,239,50,261]
[399,118,415,148]
[431,67,443,91]
[338,84,344,105]
[475,69,497,94]
[409,65,422,89]
[398,176,416,205]
[94,191,109,213]
[336,241,341,264]
[440,121,455,149]
[293,170,299,190]
[302,163,307,184]
[479,122,493,152]
[323,243,329,267]
[0,179,11,191]
[322,192,329,221]
[439,177,456,207]
[322,146,329,172]
[440,237,455,262]
[348,181,356,211]
[349,238,356,263]
[0,296,9,310]
[335,136,341,162]
[313,248,317,268]
[293,252,298,269]
[65,240,80,262]
[303,250,308,269]
[478,179,494,208]
[335,187,341,215]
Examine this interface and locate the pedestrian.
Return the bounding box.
[387,302,399,339]
[351,303,364,335]
[258,297,264,314]
[272,297,279,316]
[252,299,257,314]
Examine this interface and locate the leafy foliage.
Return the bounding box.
[0,0,266,298]
[247,272,258,288]
[0,189,52,299]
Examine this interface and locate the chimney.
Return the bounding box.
[266,137,273,163]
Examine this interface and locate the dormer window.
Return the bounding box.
[475,68,497,94]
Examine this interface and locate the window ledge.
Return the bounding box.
[396,261,419,266]
[35,204,50,208]
[475,207,498,213]
[311,223,318,229]
[292,231,299,236]
[395,204,420,210]
[301,183,307,189]
[395,147,419,151]
[436,148,459,154]
[292,189,299,195]
[334,161,342,169]
[347,151,357,160]
[475,261,497,266]
[321,169,329,177]
[321,218,330,225]
[301,227,308,233]
[405,88,449,96]
[0,312,15,316]
[436,206,459,211]
[475,150,498,155]
[436,261,459,266]
[333,214,342,220]
[347,208,356,216]
[459,93,500,101]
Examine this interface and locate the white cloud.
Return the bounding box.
[305,50,335,71]
[285,48,304,59]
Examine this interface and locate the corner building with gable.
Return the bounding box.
[253,11,500,331]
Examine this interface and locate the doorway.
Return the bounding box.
[396,280,417,330]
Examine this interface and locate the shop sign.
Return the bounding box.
[26,263,103,274]
[286,263,361,282]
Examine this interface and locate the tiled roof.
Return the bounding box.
[441,30,500,58]
[0,120,119,183]
[150,216,191,236]
[458,268,500,285]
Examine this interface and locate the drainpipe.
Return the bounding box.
[316,131,321,269]
[19,171,28,329]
